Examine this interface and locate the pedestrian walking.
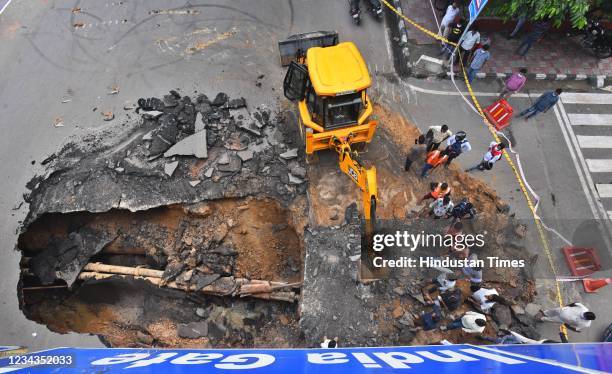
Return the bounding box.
[441,311,487,333]
[425,124,453,152]
[516,20,550,56]
[507,6,531,39]
[440,1,460,39]
[429,195,454,219]
[467,45,490,83]
[466,141,505,172]
[441,19,465,60]
[457,26,481,67]
[420,182,451,202]
[517,88,562,120]
[442,131,471,167]
[500,68,527,99]
[540,302,595,332]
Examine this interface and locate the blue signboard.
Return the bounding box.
[468,0,488,23]
[0,343,610,373]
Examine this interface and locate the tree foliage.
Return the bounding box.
[487,0,600,29]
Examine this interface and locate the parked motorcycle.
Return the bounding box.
[582,20,611,59]
[348,0,361,24]
[348,0,383,24]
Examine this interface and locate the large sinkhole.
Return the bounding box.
[17,197,306,347]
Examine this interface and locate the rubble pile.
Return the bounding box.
[299,104,539,347]
[18,90,309,347]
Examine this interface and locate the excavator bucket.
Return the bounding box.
[278,31,339,66]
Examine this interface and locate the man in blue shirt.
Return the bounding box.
[517,88,562,120]
[466,45,490,83]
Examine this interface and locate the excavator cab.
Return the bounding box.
[281,33,377,154]
[279,32,378,227]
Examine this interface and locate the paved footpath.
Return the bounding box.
[398,0,612,80]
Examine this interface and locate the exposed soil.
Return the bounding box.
[17,90,538,349]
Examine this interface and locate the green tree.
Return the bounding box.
[487,0,600,29]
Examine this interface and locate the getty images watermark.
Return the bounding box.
[369,230,526,269]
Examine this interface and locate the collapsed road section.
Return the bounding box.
[16,88,540,348]
[18,91,309,347]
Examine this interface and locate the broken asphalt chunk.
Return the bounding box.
[237,122,261,137]
[194,112,205,132]
[163,130,208,159]
[211,92,228,106]
[279,148,298,160]
[288,173,304,184]
[237,150,254,162]
[164,161,179,176]
[217,154,242,173]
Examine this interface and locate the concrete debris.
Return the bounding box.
[189,180,201,187]
[288,173,304,184]
[164,130,208,159]
[194,112,205,133]
[237,150,254,162]
[204,168,214,178]
[237,122,261,137]
[102,111,114,121]
[217,154,242,173]
[217,153,230,165]
[142,131,153,141]
[289,165,307,179]
[212,92,228,107]
[177,321,209,339]
[53,117,64,128]
[164,161,179,176]
[280,148,298,160]
[525,303,542,317]
[141,110,164,120]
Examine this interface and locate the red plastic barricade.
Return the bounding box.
[562,247,601,277]
[484,99,513,131]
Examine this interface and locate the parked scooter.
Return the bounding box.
[348,0,361,24]
[348,0,383,24]
[582,20,611,59]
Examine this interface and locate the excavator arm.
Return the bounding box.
[330,134,378,230]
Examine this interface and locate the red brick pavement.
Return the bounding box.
[399,0,612,77]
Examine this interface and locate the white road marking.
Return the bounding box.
[586,159,612,173]
[596,184,612,198]
[568,113,612,126]
[562,92,612,105]
[577,135,612,148]
[0,0,13,15]
[553,104,602,220]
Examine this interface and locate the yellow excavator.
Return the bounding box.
[279,31,378,228]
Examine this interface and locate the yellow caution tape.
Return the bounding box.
[379,0,457,47]
[380,0,569,340]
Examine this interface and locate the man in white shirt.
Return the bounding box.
[540,303,595,332]
[457,25,481,67]
[469,287,505,314]
[442,311,486,333]
[440,2,460,38]
[426,124,453,152]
